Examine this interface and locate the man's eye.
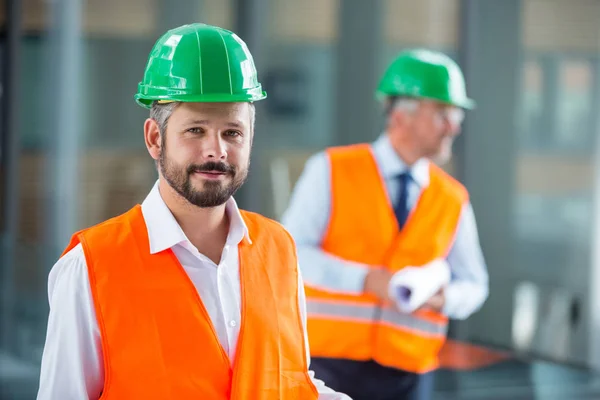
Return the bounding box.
[187,127,203,134]
[224,130,242,137]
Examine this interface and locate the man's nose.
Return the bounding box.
[201,134,227,160]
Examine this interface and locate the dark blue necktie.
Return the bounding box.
[394,172,412,228]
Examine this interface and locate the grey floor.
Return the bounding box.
[2,352,600,400]
[433,360,600,400]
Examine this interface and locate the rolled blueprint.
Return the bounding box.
[388,259,451,313]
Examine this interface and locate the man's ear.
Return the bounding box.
[389,108,409,130]
[144,118,162,161]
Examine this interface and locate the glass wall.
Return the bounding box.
[512,0,599,364]
[459,0,600,368]
[383,0,460,61]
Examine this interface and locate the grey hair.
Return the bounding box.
[248,103,256,132]
[150,101,179,136]
[384,96,419,117]
[392,98,419,113]
[149,101,257,135]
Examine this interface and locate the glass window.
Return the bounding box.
[518,59,544,148]
[384,0,459,49]
[506,0,600,365]
[556,60,594,149]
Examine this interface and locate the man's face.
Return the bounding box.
[157,102,253,208]
[410,101,464,164]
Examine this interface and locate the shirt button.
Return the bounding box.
[229,320,237,327]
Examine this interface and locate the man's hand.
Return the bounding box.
[363,267,393,301]
[417,288,446,313]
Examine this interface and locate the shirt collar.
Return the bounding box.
[141,181,251,255]
[371,133,430,188]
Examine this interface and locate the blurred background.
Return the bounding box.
[1,0,600,398]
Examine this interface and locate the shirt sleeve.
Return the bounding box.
[37,244,104,400]
[281,153,370,295]
[443,203,490,319]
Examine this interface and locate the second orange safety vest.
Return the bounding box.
[305,144,468,373]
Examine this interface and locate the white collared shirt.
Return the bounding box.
[37,182,349,400]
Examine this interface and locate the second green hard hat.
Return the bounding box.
[377,49,475,109]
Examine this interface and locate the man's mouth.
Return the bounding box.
[194,170,226,179]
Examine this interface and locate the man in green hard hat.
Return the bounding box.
[282,49,489,399]
[37,23,349,400]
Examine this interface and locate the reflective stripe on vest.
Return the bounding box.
[307,299,447,337]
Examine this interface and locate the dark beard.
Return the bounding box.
[159,152,248,208]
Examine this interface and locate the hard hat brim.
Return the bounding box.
[376,91,476,110]
[134,90,267,109]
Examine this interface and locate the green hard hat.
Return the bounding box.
[135,23,267,108]
[376,49,475,109]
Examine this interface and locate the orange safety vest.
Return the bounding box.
[62,205,318,400]
[305,144,468,373]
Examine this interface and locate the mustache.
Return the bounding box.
[187,161,236,175]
